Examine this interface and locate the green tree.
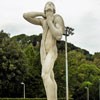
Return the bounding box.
[0,32,28,97]
[73,63,100,100]
[93,52,100,68]
[2,32,100,99]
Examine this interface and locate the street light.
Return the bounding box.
[21,82,25,99]
[99,79,100,100]
[63,26,74,100]
[85,87,89,100]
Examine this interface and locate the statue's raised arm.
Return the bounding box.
[23,12,45,26]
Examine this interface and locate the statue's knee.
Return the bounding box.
[41,73,48,81]
[41,73,45,80]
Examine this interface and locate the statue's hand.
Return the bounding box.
[47,15,54,23]
[42,13,46,19]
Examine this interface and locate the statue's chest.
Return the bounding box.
[42,19,56,30]
[42,19,56,40]
[42,20,48,30]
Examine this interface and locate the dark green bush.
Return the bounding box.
[0,98,66,100]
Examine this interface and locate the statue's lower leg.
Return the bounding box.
[42,74,57,100]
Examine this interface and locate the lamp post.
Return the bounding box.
[85,87,89,100]
[21,82,25,99]
[99,79,100,100]
[63,26,74,100]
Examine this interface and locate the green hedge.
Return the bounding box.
[0,99,47,100]
[0,98,74,100]
[0,98,67,100]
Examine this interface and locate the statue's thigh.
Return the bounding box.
[42,52,56,74]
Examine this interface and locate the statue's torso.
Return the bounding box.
[41,18,57,54]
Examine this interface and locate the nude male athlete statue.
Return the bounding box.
[23,1,64,100]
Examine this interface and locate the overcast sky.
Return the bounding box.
[0,0,100,54]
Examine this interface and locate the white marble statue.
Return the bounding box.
[23,1,64,100]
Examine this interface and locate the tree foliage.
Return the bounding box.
[0,31,28,97]
[0,31,100,100]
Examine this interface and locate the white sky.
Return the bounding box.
[0,0,100,54]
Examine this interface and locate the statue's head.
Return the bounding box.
[44,1,56,14]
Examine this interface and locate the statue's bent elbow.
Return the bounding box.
[56,35,62,40]
[23,13,28,20]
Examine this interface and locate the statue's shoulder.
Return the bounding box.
[54,14,64,23]
[54,14,63,19]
